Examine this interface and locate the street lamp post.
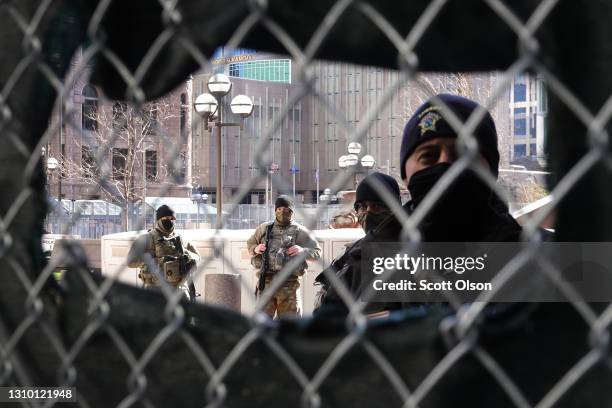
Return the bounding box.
[267,162,279,220]
[46,157,59,233]
[361,154,376,172]
[191,188,209,229]
[193,190,201,229]
[194,74,254,226]
[338,143,376,189]
[202,193,209,226]
[46,157,59,181]
[319,188,337,203]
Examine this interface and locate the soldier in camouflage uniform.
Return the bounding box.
[128,204,200,300]
[247,195,321,318]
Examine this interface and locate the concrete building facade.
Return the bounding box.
[45,49,193,216]
[192,49,516,204]
[47,48,538,220]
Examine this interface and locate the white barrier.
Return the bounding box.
[100,228,364,316]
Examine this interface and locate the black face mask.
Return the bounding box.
[275,210,292,226]
[407,163,503,240]
[358,211,391,234]
[160,219,175,232]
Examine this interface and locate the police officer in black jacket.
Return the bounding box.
[340,94,540,314]
[313,172,401,313]
[399,93,523,242]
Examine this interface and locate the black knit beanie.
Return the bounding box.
[275,195,295,211]
[156,204,175,220]
[355,172,401,208]
[399,94,499,180]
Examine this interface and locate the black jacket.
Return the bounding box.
[316,195,531,315]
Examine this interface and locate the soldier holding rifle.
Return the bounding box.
[128,204,200,301]
[247,195,321,318]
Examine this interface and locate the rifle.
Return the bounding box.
[256,223,275,297]
[174,236,198,302]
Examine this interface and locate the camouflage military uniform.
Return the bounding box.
[128,228,200,298]
[247,220,321,318]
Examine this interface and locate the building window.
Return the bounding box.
[145,150,157,181]
[514,118,527,136]
[170,151,187,183]
[60,143,66,179]
[144,106,157,135]
[514,144,526,158]
[229,64,241,77]
[179,151,187,181]
[81,146,99,177]
[82,85,98,131]
[514,82,526,102]
[268,106,279,121]
[228,59,291,83]
[112,102,127,131]
[537,78,548,114]
[112,148,127,180]
[180,93,187,139]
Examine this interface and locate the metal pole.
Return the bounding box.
[197,201,200,229]
[45,170,49,231]
[58,93,63,234]
[143,148,146,229]
[265,168,269,220]
[292,153,296,199]
[204,199,207,227]
[316,152,319,209]
[216,105,222,224]
[43,148,48,232]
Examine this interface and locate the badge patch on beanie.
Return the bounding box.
[418,109,442,136]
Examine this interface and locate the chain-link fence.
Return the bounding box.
[2,0,612,407]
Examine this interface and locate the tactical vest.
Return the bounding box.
[138,229,185,286]
[254,222,308,277]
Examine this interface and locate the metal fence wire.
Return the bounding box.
[1,0,612,407]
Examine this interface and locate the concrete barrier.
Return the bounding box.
[100,228,364,316]
[205,273,241,311]
[45,236,102,274]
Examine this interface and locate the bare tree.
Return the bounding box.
[499,172,549,207]
[61,96,184,231]
[400,72,498,113]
